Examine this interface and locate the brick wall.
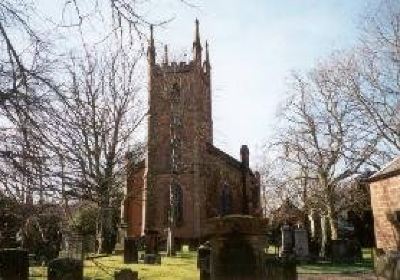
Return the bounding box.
[370,176,400,251]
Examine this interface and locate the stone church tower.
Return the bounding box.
[124,20,262,247]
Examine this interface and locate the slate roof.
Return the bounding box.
[206,142,243,170]
[368,156,400,182]
[206,142,256,178]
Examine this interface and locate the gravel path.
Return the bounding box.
[298,273,383,280]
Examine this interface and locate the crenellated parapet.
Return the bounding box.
[152,62,211,78]
[153,61,194,74]
[148,19,211,77]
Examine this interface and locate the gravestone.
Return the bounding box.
[330,239,361,263]
[114,268,139,280]
[48,257,83,280]
[124,237,138,264]
[182,245,189,252]
[144,229,159,254]
[144,253,161,264]
[144,230,160,264]
[59,232,84,260]
[265,258,297,280]
[205,215,268,280]
[294,226,309,259]
[197,242,211,280]
[83,234,96,254]
[97,207,115,254]
[280,224,293,258]
[115,223,128,255]
[0,248,28,280]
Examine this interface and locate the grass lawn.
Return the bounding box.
[30,251,199,280]
[85,252,198,280]
[29,248,374,279]
[297,260,373,275]
[297,248,374,275]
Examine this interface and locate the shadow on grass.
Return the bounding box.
[174,253,197,259]
[298,259,373,275]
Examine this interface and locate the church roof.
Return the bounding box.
[206,143,242,169]
[367,156,400,182]
[206,143,257,178]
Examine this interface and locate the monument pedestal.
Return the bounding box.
[294,227,309,260]
[144,229,161,264]
[280,224,293,258]
[114,223,128,255]
[205,215,268,280]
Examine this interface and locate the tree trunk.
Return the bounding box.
[318,172,339,258]
[320,214,327,258]
[327,185,338,240]
[97,206,115,254]
[327,201,338,240]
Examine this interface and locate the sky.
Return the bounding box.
[34,0,373,167]
[146,0,372,166]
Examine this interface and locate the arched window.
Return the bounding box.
[219,182,232,216]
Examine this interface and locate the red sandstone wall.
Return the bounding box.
[203,152,260,219]
[202,154,243,218]
[370,176,400,251]
[151,173,200,239]
[126,153,261,240]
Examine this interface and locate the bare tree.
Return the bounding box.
[47,48,145,253]
[350,0,400,155]
[271,53,379,255]
[0,1,62,203]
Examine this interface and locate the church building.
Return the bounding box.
[123,20,262,246]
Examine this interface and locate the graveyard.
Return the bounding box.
[25,247,375,279]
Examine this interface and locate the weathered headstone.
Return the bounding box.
[294,227,309,259]
[265,258,297,280]
[280,224,293,258]
[182,245,189,252]
[0,249,29,280]
[139,252,145,260]
[59,232,84,260]
[83,234,96,254]
[114,268,139,280]
[114,223,128,255]
[197,242,211,280]
[96,207,115,254]
[144,229,159,254]
[330,239,361,263]
[124,237,138,264]
[144,253,161,264]
[143,229,160,264]
[48,257,83,280]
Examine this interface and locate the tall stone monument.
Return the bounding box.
[280,224,293,258]
[205,215,268,280]
[294,226,309,260]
